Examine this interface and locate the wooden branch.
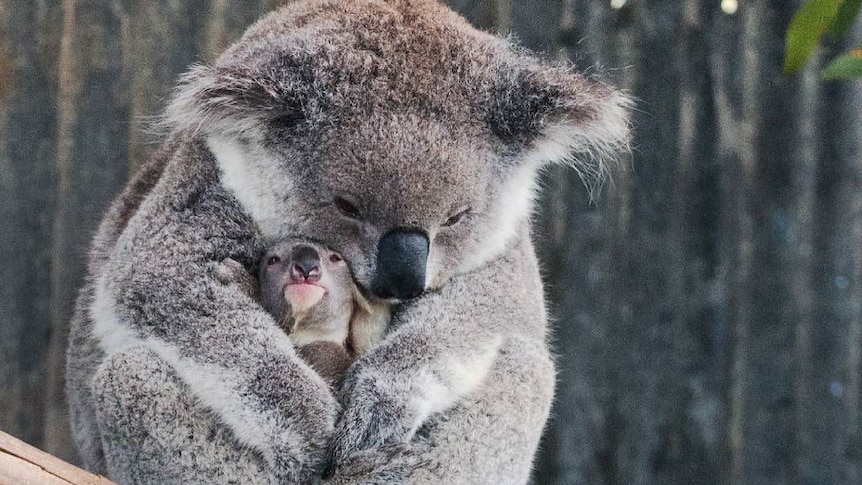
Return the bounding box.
[0,431,115,485]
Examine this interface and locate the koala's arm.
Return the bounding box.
[92,145,337,483]
[92,345,275,484]
[329,235,554,483]
[327,335,553,485]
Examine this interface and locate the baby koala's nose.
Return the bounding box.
[290,245,322,283]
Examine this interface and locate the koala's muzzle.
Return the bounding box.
[289,245,321,283]
[373,230,429,300]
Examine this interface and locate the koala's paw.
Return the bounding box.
[329,365,421,466]
[210,257,258,298]
[324,442,434,484]
[271,450,325,485]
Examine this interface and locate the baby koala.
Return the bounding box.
[215,239,389,385]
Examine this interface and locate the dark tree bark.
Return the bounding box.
[43,0,132,461]
[0,0,63,454]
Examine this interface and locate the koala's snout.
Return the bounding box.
[290,245,322,283]
[373,229,429,300]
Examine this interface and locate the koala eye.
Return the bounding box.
[443,207,471,227]
[329,253,343,263]
[334,196,362,220]
[266,255,281,266]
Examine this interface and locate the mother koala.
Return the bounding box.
[66,0,630,483]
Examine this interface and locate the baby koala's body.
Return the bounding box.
[216,239,389,385]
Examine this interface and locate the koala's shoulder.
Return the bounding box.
[109,136,262,265]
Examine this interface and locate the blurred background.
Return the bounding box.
[1,1,860,483]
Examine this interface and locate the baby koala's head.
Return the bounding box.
[259,240,357,347]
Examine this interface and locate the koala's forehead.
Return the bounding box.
[265,239,347,267]
[217,0,508,119]
[317,115,491,218]
[266,239,322,256]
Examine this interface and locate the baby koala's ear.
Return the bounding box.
[488,61,632,176]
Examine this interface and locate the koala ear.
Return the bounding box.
[488,63,632,177]
[163,64,303,137]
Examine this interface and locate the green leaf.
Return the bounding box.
[785,0,846,74]
[830,0,862,37]
[821,49,862,78]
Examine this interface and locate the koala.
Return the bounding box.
[257,240,388,356]
[66,1,630,484]
[214,239,389,384]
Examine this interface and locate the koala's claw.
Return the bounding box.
[271,449,326,485]
[324,442,433,484]
[330,369,421,470]
[210,257,246,284]
[210,258,259,298]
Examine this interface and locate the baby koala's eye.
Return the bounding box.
[443,207,471,228]
[329,253,343,263]
[266,255,281,266]
[334,196,362,220]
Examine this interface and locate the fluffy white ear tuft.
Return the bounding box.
[162,64,300,138]
[528,88,632,189]
[490,64,633,189]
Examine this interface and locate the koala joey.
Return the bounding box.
[66,1,630,484]
[258,240,388,357]
[214,240,389,384]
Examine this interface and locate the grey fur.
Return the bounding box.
[66,1,630,484]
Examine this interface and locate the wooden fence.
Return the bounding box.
[1,1,860,483]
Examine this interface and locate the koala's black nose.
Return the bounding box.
[373,229,429,300]
[290,245,321,283]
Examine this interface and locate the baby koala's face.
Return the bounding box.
[259,240,355,344]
